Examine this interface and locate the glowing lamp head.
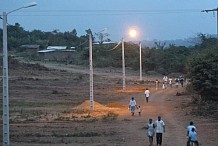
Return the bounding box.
[129,29,137,38]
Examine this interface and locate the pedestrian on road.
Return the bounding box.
[144,88,151,102]
[146,118,155,146]
[169,77,173,88]
[138,105,142,116]
[163,76,168,88]
[179,75,184,87]
[155,116,165,146]
[129,97,137,116]
[155,79,159,90]
[187,121,197,146]
[188,128,199,146]
[175,77,179,88]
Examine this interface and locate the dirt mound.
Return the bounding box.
[71,100,122,118]
[73,100,111,111]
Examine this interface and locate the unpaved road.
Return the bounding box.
[39,62,218,146]
[3,61,218,146]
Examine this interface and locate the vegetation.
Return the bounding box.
[186,36,218,101]
[0,23,217,101]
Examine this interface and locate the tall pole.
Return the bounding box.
[89,34,94,110]
[139,42,142,81]
[2,12,9,146]
[202,7,218,38]
[122,38,126,90]
[2,3,37,146]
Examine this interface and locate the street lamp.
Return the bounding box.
[128,28,142,81]
[139,41,142,81]
[121,38,126,90]
[121,28,141,90]
[2,2,37,146]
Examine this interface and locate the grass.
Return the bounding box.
[52,131,101,137]
[102,112,118,122]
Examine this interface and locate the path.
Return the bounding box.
[116,87,187,146]
[17,61,217,146]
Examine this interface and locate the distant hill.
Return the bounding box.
[141,37,201,48]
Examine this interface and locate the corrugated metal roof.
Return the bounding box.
[38,49,75,53]
[47,46,67,50]
[38,50,55,53]
[20,45,40,49]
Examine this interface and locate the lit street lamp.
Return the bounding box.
[2,2,37,146]
[129,28,142,81]
[121,38,126,90]
[121,28,141,90]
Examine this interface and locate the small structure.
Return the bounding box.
[38,46,75,61]
[19,44,40,53]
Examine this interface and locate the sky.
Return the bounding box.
[0,0,218,41]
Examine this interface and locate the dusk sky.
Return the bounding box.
[0,0,218,41]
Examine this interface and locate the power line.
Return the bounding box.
[0,9,201,17]
[202,7,218,37]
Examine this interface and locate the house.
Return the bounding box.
[19,45,40,53]
[38,46,75,61]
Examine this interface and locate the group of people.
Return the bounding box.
[128,97,142,116]
[129,88,151,116]
[146,116,165,146]
[128,96,199,146]
[145,119,199,146]
[161,75,184,89]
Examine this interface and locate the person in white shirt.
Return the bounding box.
[144,88,151,102]
[138,105,142,116]
[169,77,173,88]
[188,128,199,146]
[146,118,155,146]
[129,97,137,116]
[155,116,165,146]
[163,76,168,88]
[187,121,196,136]
[187,121,197,146]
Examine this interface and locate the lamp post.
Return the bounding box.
[89,34,94,110]
[139,42,142,81]
[2,2,37,146]
[129,28,142,81]
[121,38,126,90]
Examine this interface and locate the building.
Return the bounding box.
[38,46,75,61]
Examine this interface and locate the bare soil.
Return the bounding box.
[0,60,217,146]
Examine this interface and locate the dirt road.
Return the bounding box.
[116,87,188,146]
[3,61,217,146]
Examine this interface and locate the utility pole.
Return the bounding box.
[89,34,94,110]
[202,7,218,38]
[121,38,126,90]
[139,42,142,81]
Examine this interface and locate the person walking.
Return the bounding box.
[169,77,173,88]
[146,118,155,146]
[155,79,159,90]
[144,88,151,102]
[129,97,137,116]
[179,75,184,87]
[155,116,165,146]
[187,121,196,136]
[138,105,142,116]
[163,76,168,88]
[188,128,199,146]
[175,77,179,88]
[187,121,197,146]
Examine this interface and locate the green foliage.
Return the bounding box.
[187,38,218,101]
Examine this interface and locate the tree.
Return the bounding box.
[95,31,110,45]
[187,47,218,101]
